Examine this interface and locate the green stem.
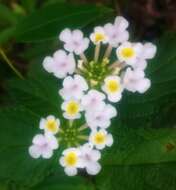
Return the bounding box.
[0,48,24,79]
[103,45,112,59]
[94,43,101,63]
[69,120,73,127]
[78,124,88,131]
[78,135,89,140]
[80,53,88,64]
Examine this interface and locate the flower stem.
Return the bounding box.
[78,135,89,140]
[94,43,101,63]
[80,53,88,64]
[109,61,123,69]
[0,48,24,79]
[78,124,88,131]
[69,120,73,127]
[104,45,113,59]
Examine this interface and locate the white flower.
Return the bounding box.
[132,42,157,70]
[132,59,148,70]
[90,26,108,44]
[61,99,83,120]
[114,16,129,30]
[123,68,151,93]
[59,148,84,176]
[104,16,129,47]
[85,103,117,129]
[141,42,157,60]
[43,50,75,78]
[116,42,143,65]
[39,115,60,135]
[79,143,101,175]
[29,133,58,159]
[59,29,89,55]
[89,129,113,150]
[59,75,88,100]
[81,89,106,112]
[102,76,123,103]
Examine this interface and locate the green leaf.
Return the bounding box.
[31,170,94,190]
[15,3,113,42]
[0,107,58,188]
[95,164,176,190]
[7,61,62,116]
[102,122,176,165]
[0,27,16,44]
[0,4,17,25]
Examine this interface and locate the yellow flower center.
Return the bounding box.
[121,47,135,58]
[46,119,58,133]
[66,101,79,116]
[93,132,106,144]
[107,80,120,93]
[64,152,78,167]
[95,33,106,43]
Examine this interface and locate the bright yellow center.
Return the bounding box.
[66,101,79,116]
[46,119,58,133]
[121,47,135,58]
[107,80,120,93]
[95,33,106,43]
[93,132,106,144]
[64,152,78,167]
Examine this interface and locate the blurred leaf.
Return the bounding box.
[43,0,66,7]
[15,3,113,42]
[0,107,58,188]
[20,0,37,13]
[11,3,26,16]
[31,169,94,190]
[0,4,17,25]
[7,72,61,116]
[102,122,176,165]
[95,164,176,190]
[0,27,16,45]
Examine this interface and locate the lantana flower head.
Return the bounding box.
[29,16,156,176]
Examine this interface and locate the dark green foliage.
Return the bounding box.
[15,3,113,42]
[0,1,176,189]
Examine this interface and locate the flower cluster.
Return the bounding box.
[29,16,156,176]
